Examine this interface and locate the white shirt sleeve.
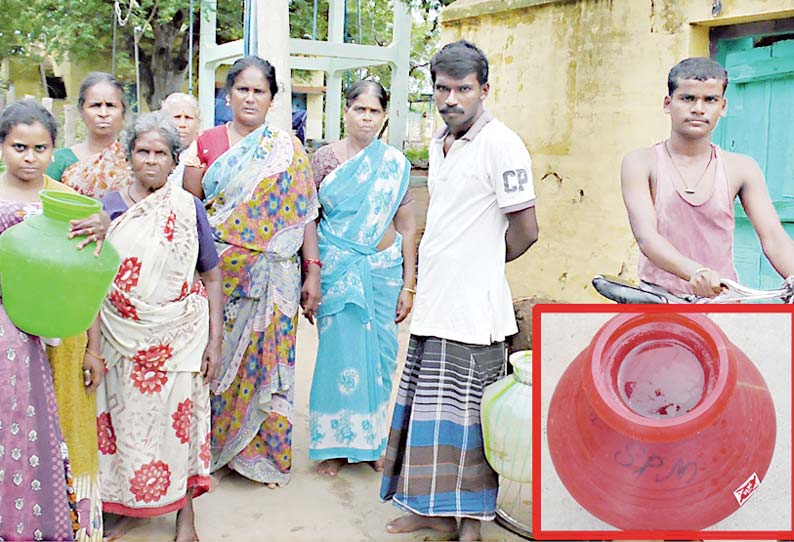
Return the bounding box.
[486,124,536,211]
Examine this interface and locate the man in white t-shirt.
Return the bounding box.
[379,40,539,542]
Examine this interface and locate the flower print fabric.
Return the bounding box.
[308,140,411,464]
[203,122,318,486]
[60,141,133,199]
[96,413,117,456]
[115,257,142,292]
[96,185,213,517]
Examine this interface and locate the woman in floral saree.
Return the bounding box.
[47,72,133,197]
[309,81,417,477]
[184,56,321,488]
[90,113,222,542]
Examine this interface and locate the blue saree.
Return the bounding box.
[309,139,411,462]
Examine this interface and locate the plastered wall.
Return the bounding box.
[440,0,794,302]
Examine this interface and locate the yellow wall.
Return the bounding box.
[52,58,114,106]
[4,59,45,99]
[439,0,794,302]
[3,56,113,104]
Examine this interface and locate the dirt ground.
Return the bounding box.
[116,316,527,542]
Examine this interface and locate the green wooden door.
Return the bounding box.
[713,38,794,288]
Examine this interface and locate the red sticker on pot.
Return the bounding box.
[733,472,761,506]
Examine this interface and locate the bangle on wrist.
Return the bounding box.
[303,259,322,271]
[402,287,416,294]
[85,348,105,363]
[690,267,710,278]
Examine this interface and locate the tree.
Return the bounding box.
[38,1,213,110]
[0,1,243,110]
[1,0,448,109]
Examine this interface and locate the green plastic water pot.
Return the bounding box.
[0,190,120,337]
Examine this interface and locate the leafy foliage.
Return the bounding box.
[1,0,445,106]
[0,0,45,61]
[404,146,429,167]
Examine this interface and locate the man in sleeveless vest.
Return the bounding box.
[622,57,794,299]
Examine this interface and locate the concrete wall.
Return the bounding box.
[439,0,794,302]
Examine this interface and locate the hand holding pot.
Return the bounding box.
[69,210,111,255]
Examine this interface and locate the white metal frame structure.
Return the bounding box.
[198,0,412,147]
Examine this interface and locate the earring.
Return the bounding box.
[225,96,231,106]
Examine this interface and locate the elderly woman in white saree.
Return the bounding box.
[86,112,223,542]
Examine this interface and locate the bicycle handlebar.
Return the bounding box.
[592,275,794,304]
[707,278,794,304]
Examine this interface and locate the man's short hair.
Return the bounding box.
[668,57,728,95]
[430,40,489,85]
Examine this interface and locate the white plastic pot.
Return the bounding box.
[481,350,532,483]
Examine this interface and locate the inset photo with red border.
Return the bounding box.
[532,304,793,540]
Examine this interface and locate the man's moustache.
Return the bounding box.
[440,107,464,114]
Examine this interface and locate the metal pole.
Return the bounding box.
[243,0,251,56]
[343,0,348,43]
[198,0,217,128]
[111,8,117,76]
[312,0,318,39]
[357,0,361,43]
[134,26,142,112]
[386,0,411,148]
[188,0,194,93]
[343,0,349,88]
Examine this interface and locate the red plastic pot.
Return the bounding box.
[547,313,776,530]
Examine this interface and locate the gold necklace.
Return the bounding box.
[663,140,714,194]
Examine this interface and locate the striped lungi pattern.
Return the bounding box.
[380,335,505,519]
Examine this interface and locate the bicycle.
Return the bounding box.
[592,274,794,304]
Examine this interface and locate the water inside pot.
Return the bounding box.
[617,338,705,419]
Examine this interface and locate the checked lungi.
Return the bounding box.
[380,335,505,519]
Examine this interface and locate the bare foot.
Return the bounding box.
[209,465,232,492]
[316,458,346,477]
[103,514,148,541]
[459,518,481,541]
[368,456,385,472]
[175,494,199,542]
[266,482,283,489]
[385,513,457,535]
